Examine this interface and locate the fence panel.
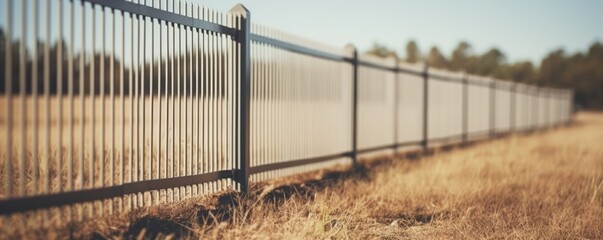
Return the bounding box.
[563,90,572,123]
[248,24,352,182]
[0,0,242,221]
[514,84,532,131]
[427,69,463,141]
[536,89,548,128]
[0,0,575,229]
[495,80,512,133]
[396,63,424,145]
[466,76,491,137]
[357,55,396,153]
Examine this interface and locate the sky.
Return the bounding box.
[197,0,603,65]
[1,0,601,66]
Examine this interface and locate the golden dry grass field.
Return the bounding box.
[6,112,603,239]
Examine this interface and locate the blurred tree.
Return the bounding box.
[405,40,421,63]
[475,48,506,76]
[491,61,535,84]
[2,24,603,108]
[560,43,603,108]
[509,61,536,83]
[427,46,448,69]
[365,42,397,58]
[538,49,567,86]
[450,41,472,71]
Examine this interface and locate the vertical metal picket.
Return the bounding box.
[568,90,573,125]
[545,89,550,128]
[510,83,516,132]
[350,46,358,165]
[421,64,429,151]
[534,88,539,130]
[5,0,13,198]
[230,4,250,193]
[393,57,399,152]
[462,74,468,142]
[490,79,495,137]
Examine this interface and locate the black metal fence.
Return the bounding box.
[0,0,572,224]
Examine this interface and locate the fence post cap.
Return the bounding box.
[460,71,468,82]
[344,43,357,52]
[229,3,250,15]
[386,55,398,66]
[343,44,357,58]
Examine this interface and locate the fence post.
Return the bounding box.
[4,0,13,198]
[555,89,563,126]
[568,90,573,125]
[421,63,429,151]
[393,56,399,152]
[540,88,548,130]
[548,89,552,127]
[230,4,250,193]
[490,79,496,138]
[556,89,563,126]
[346,45,359,165]
[462,73,468,143]
[534,87,539,130]
[510,82,516,132]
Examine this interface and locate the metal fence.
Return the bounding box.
[0,0,573,224]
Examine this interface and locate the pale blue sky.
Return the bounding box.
[199,0,603,65]
[1,0,601,66]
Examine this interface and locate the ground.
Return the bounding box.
[8,112,603,239]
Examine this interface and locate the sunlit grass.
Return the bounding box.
[4,112,603,239]
[197,112,601,239]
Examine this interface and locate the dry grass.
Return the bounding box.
[8,112,603,239]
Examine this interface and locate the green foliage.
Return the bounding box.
[405,40,421,63]
[556,43,603,108]
[427,47,449,69]
[474,48,506,76]
[494,61,536,84]
[450,42,472,71]
[365,42,397,58]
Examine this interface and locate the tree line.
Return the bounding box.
[0,29,231,98]
[2,27,602,108]
[366,40,603,109]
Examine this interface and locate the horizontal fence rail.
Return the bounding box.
[0,0,573,227]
